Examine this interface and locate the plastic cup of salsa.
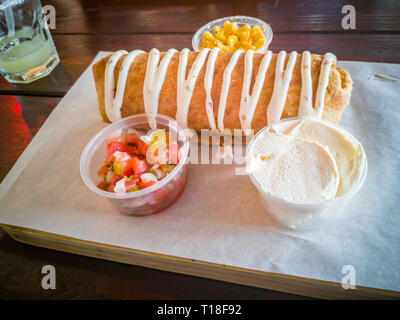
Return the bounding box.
[80,114,189,216]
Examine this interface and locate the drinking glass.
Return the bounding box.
[0,0,59,83]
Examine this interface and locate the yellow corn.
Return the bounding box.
[201,20,266,52]
[241,41,256,51]
[238,30,250,42]
[251,26,264,43]
[253,39,266,50]
[239,24,251,33]
[227,35,238,48]
[203,31,215,41]
[213,26,223,35]
[223,20,238,35]
[215,32,226,42]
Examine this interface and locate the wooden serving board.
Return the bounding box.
[1,224,398,299]
[1,54,400,300]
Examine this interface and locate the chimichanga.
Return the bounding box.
[92,48,352,134]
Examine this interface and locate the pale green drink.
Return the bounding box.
[0,0,59,83]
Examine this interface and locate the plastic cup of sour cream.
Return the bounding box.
[80,114,189,216]
[246,117,368,230]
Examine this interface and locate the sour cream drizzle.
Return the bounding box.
[104,50,127,122]
[110,50,145,122]
[314,52,336,118]
[204,47,220,131]
[143,48,177,127]
[298,51,336,118]
[267,50,297,125]
[217,49,244,131]
[176,48,210,128]
[298,51,313,117]
[104,49,336,131]
[239,50,272,133]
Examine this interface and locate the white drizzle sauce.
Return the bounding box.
[298,51,313,117]
[314,52,336,118]
[266,50,297,125]
[217,49,244,131]
[143,48,177,127]
[104,49,337,131]
[111,50,145,121]
[176,48,210,128]
[204,47,220,131]
[239,50,272,133]
[298,52,336,118]
[105,50,127,122]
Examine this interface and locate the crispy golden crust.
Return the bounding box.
[92,51,352,133]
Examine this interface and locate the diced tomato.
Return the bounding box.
[124,132,140,144]
[168,142,180,164]
[113,161,133,176]
[123,163,134,176]
[111,175,123,185]
[131,157,149,176]
[112,152,134,176]
[106,141,127,162]
[107,135,123,146]
[138,179,156,189]
[125,144,139,157]
[137,140,149,155]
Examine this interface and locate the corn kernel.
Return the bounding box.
[203,31,215,41]
[215,33,226,42]
[241,41,256,51]
[223,20,238,35]
[253,39,266,50]
[239,24,251,33]
[227,35,238,47]
[239,30,250,42]
[214,26,223,35]
[251,26,263,37]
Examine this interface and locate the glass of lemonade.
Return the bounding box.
[0,0,59,83]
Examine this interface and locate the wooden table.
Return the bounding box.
[1,0,399,299]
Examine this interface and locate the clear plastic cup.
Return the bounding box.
[246,117,368,230]
[192,15,273,53]
[80,114,189,216]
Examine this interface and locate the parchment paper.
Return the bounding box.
[0,52,399,293]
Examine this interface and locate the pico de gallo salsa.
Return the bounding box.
[97,128,181,193]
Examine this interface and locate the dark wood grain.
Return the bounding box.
[49,0,400,34]
[0,227,311,299]
[1,32,399,96]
